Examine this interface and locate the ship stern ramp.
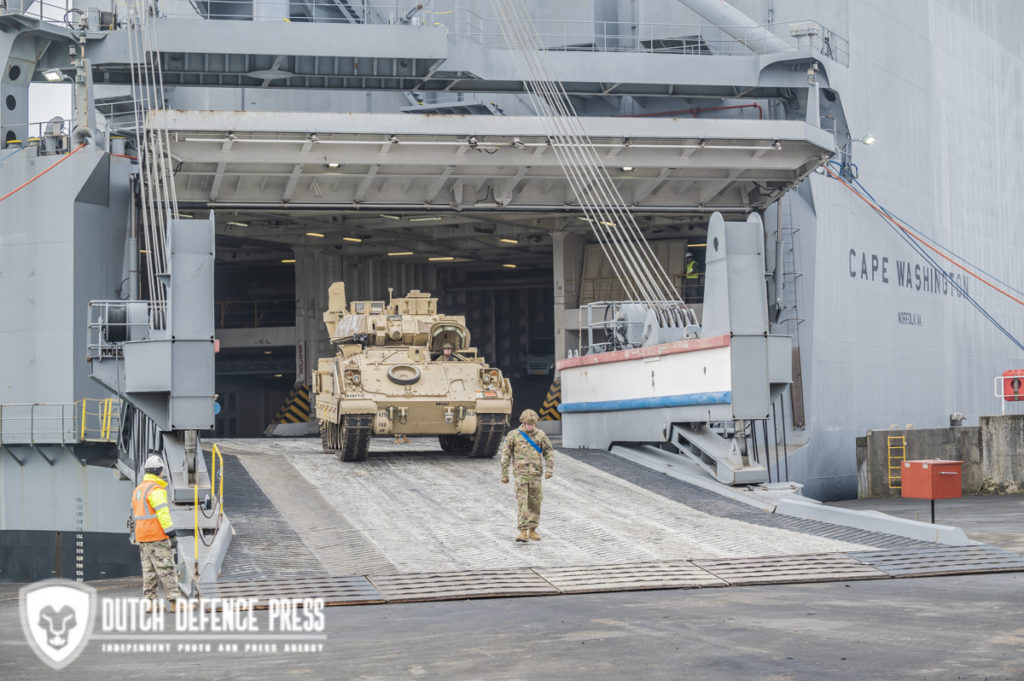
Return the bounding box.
[192,437,1024,607]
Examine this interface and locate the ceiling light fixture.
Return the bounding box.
[409,216,443,222]
[428,256,455,262]
[326,162,340,168]
[621,166,634,172]
[379,214,401,220]
[502,263,517,268]
[227,221,248,227]
[388,251,414,256]
[499,238,519,244]
[273,373,283,377]
[342,236,362,243]
[264,350,272,354]
[305,232,325,238]
[281,258,296,263]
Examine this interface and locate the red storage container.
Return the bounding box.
[1003,370,1024,401]
[901,459,963,500]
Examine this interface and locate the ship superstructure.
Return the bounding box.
[2,0,1023,581]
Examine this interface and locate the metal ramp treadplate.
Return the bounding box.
[368,569,559,603]
[849,544,1024,577]
[534,561,727,593]
[693,553,889,585]
[204,576,385,607]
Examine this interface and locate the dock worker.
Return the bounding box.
[131,455,188,610]
[500,409,554,542]
[685,250,700,299]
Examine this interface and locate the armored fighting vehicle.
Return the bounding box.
[312,284,513,461]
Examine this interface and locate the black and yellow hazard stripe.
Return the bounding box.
[539,378,561,421]
[270,385,311,424]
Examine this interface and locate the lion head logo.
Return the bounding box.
[38,604,78,649]
[20,579,96,669]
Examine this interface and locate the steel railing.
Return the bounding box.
[87,300,167,359]
[0,0,73,27]
[104,0,850,66]
[0,398,120,446]
[216,298,295,328]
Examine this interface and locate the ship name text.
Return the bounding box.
[849,249,970,299]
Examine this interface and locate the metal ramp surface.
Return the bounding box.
[200,546,1024,607]
[206,438,1024,605]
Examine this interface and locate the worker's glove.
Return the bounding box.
[501,476,509,484]
[545,471,553,479]
[166,530,178,550]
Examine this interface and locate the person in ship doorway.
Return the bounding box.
[130,455,189,611]
[500,409,554,542]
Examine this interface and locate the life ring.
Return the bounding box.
[387,364,421,385]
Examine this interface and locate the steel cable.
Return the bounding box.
[491,0,683,312]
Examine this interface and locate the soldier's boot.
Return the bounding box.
[399,435,409,444]
[516,530,529,543]
[168,600,178,613]
[144,599,157,613]
[528,529,541,541]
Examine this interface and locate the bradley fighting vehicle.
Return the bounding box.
[313,284,513,460]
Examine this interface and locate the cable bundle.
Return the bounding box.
[490,0,689,323]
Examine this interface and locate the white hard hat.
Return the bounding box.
[144,455,165,471]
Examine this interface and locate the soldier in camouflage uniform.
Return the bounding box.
[500,409,554,542]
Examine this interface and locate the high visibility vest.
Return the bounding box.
[686,260,698,280]
[131,481,168,543]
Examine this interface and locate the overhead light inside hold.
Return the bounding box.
[178,213,193,218]
[342,236,362,243]
[379,214,401,220]
[578,217,592,223]
[499,238,519,244]
[688,243,707,247]
[429,256,455,262]
[621,166,635,172]
[409,216,443,222]
[600,221,616,227]
[43,69,63,82]
[274,373,283,377]
[388,251,414,256]
[264,350,272,354]
[502,263,517,268]
[227,221,248,227]
[326,162,340,168]
[281,258,296,263]
[139,249,149,254]
[305,232,325,238]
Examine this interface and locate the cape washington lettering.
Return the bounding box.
[849,249,970,298]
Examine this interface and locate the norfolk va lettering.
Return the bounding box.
[849,248,970,299]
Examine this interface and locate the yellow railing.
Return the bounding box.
[78,398,119,442]
[193,444,226,585]
[211,444,225,517]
